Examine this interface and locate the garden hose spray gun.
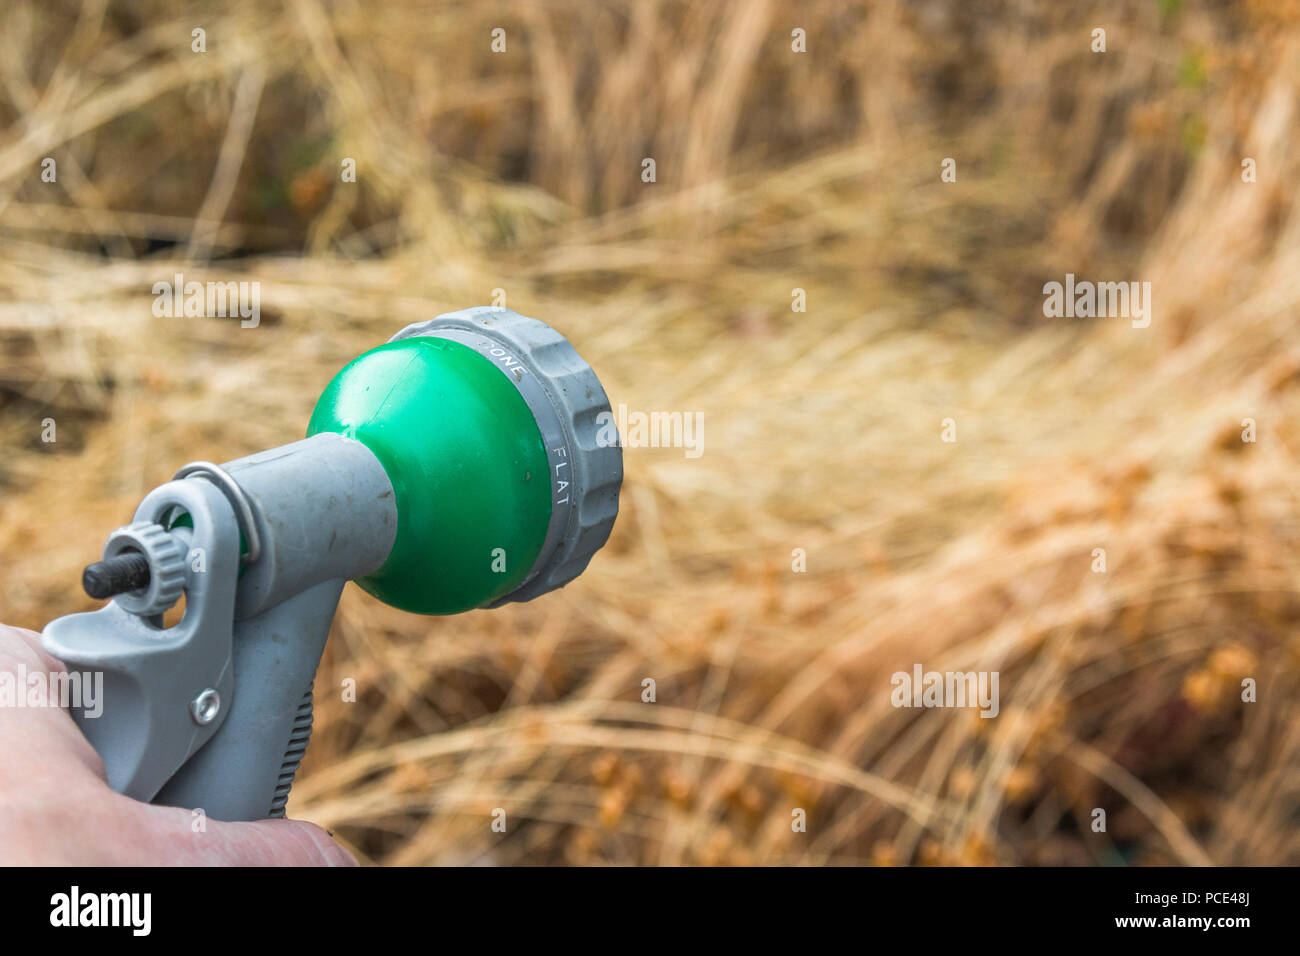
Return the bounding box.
[41,308,621,821]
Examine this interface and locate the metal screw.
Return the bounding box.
[190,688,221,725]
[82,551,151,600]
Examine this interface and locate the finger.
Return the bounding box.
[202,818,359,867]
[0,623,69,676]
[0,624,108,789]
[128,802,358,866]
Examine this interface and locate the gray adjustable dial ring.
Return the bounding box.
[390,307,622,605]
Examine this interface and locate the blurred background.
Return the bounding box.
[1,0,1298,865]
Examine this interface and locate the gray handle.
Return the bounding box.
[154,579,343,820]
[42,433,398,821]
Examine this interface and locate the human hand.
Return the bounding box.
[0,623,355,865]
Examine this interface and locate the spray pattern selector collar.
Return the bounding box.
[389,308,622,605]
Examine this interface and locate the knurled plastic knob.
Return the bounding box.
[101,521,187,616]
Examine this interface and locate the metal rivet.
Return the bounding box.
[190,688,221,725]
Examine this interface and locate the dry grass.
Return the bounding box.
[1,0,1298,864]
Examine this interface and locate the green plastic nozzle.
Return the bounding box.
[307,308,621,615]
